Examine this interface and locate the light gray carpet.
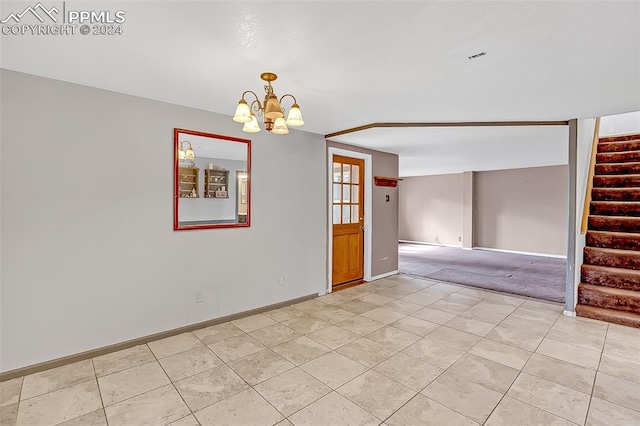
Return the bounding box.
[399,243,566,303]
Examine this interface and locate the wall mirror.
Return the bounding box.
[174,128,251,230]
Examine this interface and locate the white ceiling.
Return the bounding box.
[179,133,247,162]
[332,126,569,177]
[1,1,639,175]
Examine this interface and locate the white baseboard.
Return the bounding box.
[400,241,566,258]
[474,246,567,259]
[369,270,399,281]
[399,240,463,249]
[563,310,576,317]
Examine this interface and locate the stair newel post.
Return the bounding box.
[567,119,579,315]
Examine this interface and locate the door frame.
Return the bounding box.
[326,148,373,294]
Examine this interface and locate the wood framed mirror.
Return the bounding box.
[173,128,251,231]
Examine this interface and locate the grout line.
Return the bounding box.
[17,375,98,404]
[146,342,198,421]
[90,358,109,426]
[584,323,609,424]
[14,376,24,424]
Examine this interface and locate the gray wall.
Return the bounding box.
[399,174,464,246]
[326,141,399,278]
[475,165,569,255]
[0,70,327,372]
[599,111,640,137]
[398,165,569,256]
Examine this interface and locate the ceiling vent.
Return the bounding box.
[468,52,487,60]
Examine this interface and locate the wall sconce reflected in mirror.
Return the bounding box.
[178,141,195,161]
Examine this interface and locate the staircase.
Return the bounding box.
[576,133,640,328]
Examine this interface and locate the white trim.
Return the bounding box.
[474,246,567,259]
[563,310,576,317]
[369,270,399,281]
[327,148,373,294]
[399,239,463,249]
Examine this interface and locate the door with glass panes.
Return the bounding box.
[332,155,364,287]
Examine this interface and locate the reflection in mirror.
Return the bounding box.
[174,128,250,230]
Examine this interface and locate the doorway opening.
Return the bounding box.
[326,148,373,294]
[331,155,365,289]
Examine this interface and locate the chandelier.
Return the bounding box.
[232,72,304,135]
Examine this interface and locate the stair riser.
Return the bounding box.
[588,216,640,233]
[598,141,640,153]
[590,202,640,217]
[592,188,640,201]
[576,304,640,328]
[595,163,640,175]
[578,287,640,314]
[593,176,640,188]
[581,265,640,291]
[597,151,640,163]
[587,232,640,251]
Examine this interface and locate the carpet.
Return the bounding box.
[399,243,566,303]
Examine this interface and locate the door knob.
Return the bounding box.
[359,226,365,230]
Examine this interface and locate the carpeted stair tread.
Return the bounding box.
[590,201,640,217]
[598,140,640,153]
[581,264,640,291]
[588,216,640,233]
[592,188,640,201]
[596,151,640,163]
[578,283,640,313]
[584,246,640,270]
[593,175,640,188]
[576,304,640,328]
[599,134,640,143]
[595,162,640,175]
[586,230,640,251]
[580,133,640,328]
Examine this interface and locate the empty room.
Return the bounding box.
[1,2,639,426]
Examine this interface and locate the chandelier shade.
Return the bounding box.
[232,72,304,135]
[272,117,289,135]
[286,103,304,127]
[242,114,261,133]
[233,99,252,123]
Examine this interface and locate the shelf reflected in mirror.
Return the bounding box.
[174,128,251,230]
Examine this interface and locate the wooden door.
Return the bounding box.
[332,155,364,287]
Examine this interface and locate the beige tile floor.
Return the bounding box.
[2,274,640,426]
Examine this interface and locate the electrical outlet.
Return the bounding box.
[609,126,615,133]
[195,290,204,303]
[459,236,463,242]
[278,277,285,286]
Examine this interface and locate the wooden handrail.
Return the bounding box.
[580,117,601,234]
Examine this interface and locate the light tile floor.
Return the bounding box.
[2,275,640,425]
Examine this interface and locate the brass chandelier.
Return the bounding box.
[232,72,304,135]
